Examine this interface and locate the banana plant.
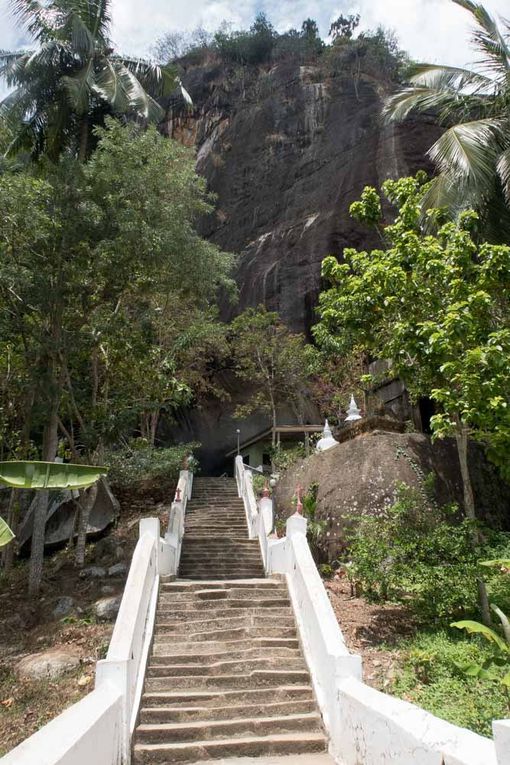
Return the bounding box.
[451,605,510,690]
[0,517,14,548]
[0,461,107,490]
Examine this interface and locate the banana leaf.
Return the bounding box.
[0,461,108,490]
[0,517,14,547]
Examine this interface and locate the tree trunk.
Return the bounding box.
[455,418,492,627]
[28,386,60,596]
[75,483,98,568]
[78,117,89,162]
[149,410,159,447]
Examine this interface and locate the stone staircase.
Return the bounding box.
[133,477,327,764]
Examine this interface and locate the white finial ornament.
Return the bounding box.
[345,395,362,422]
[316,418,339,452]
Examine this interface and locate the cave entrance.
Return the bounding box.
[418,397,435,434]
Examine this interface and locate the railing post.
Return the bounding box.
[286,511,307,538]
[96,657,131,763]
[140,517,160,572]
[494,720,510,764]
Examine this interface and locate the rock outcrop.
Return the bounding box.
[163,55,440,469]
[166,56,439,333]
[274,430,510,557]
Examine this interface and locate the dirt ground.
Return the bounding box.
[325,576,415,691]
[0,490,171,756]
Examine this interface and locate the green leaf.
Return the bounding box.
[451,619,509,653]
[0,516,15,548]
[0,461,108,490]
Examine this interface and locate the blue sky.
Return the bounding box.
[1,0,509,75]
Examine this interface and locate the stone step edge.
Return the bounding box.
[136,711,321,734]
[133,731,327,755]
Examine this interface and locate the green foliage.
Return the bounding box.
[1,0,181,160]
[230,307,317,437]
[0,517,14,548]
[302,482,327,560]
[270,445,306,472]
[348,482,509,622]
[319,563,334,579]
[385,1,510,240]
[0,462,106,490]
[315,175,510,480]
[105,442,198,491]
[329,14,360,41]
[390,629,510,735]
[214,14,277,65]
[0,120,233,457]
[251,473,270,496]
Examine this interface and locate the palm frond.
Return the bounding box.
[384,86,486,124]
[116,56,177,98]
[8,0,54,42]
[115,63,163,121]
[94,58,129,112]
[61,60,94,114]
[428,118,503,189]
[63,10,95,57]
[408,63,495,96]
[496,147,510,204]
[453,0,510,75]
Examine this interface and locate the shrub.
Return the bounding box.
[390,630,510,735]
[348,481,510,623]
[105,441,199,492]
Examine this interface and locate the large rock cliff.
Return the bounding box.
[163,55,439,469]
[165,55,439,334]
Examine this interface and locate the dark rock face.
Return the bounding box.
[166,59,439,334]
[164,58,440,470]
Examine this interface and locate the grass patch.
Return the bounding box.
[389,629,510,736]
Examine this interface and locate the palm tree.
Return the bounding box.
[0,0,190,161]
[384,0,510,241]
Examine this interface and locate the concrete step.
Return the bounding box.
[141,686,315,709]
[145,670,311,692]
[153,626,297,642]
[139,698,317,724]
[160,580,280,591]
[133,731,327,764]
[158,598,290,611]
[136,712,322,744]
[154,616,295,634]
[151,638,300,657]
[157,603,290,617]
[147,658,306,678]
[150,646,301,663]
[159,587,287,602]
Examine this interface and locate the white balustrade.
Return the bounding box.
[1,465,194,765]
[266,507,510,765]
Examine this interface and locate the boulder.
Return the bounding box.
[95,596,121,622]
[52,596,75,619]
[17,477,120,552]
[79,566,106,580]
[107,562,128,578]
[17,649,80,680]
[274,430,510,558]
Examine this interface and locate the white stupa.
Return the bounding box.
[345,395,362,422]
[316,419,339,452]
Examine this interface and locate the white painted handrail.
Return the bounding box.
[267,511,510,765]
[235,455,258,539]
[161,466,194,577]
[1,465,195,765]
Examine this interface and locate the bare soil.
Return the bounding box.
[0,490,171,756]
[325,576,415,691]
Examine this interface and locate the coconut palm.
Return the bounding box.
[384,0,510,241]
[0,0,190,160]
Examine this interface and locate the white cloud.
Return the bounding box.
[1,0,510,72]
